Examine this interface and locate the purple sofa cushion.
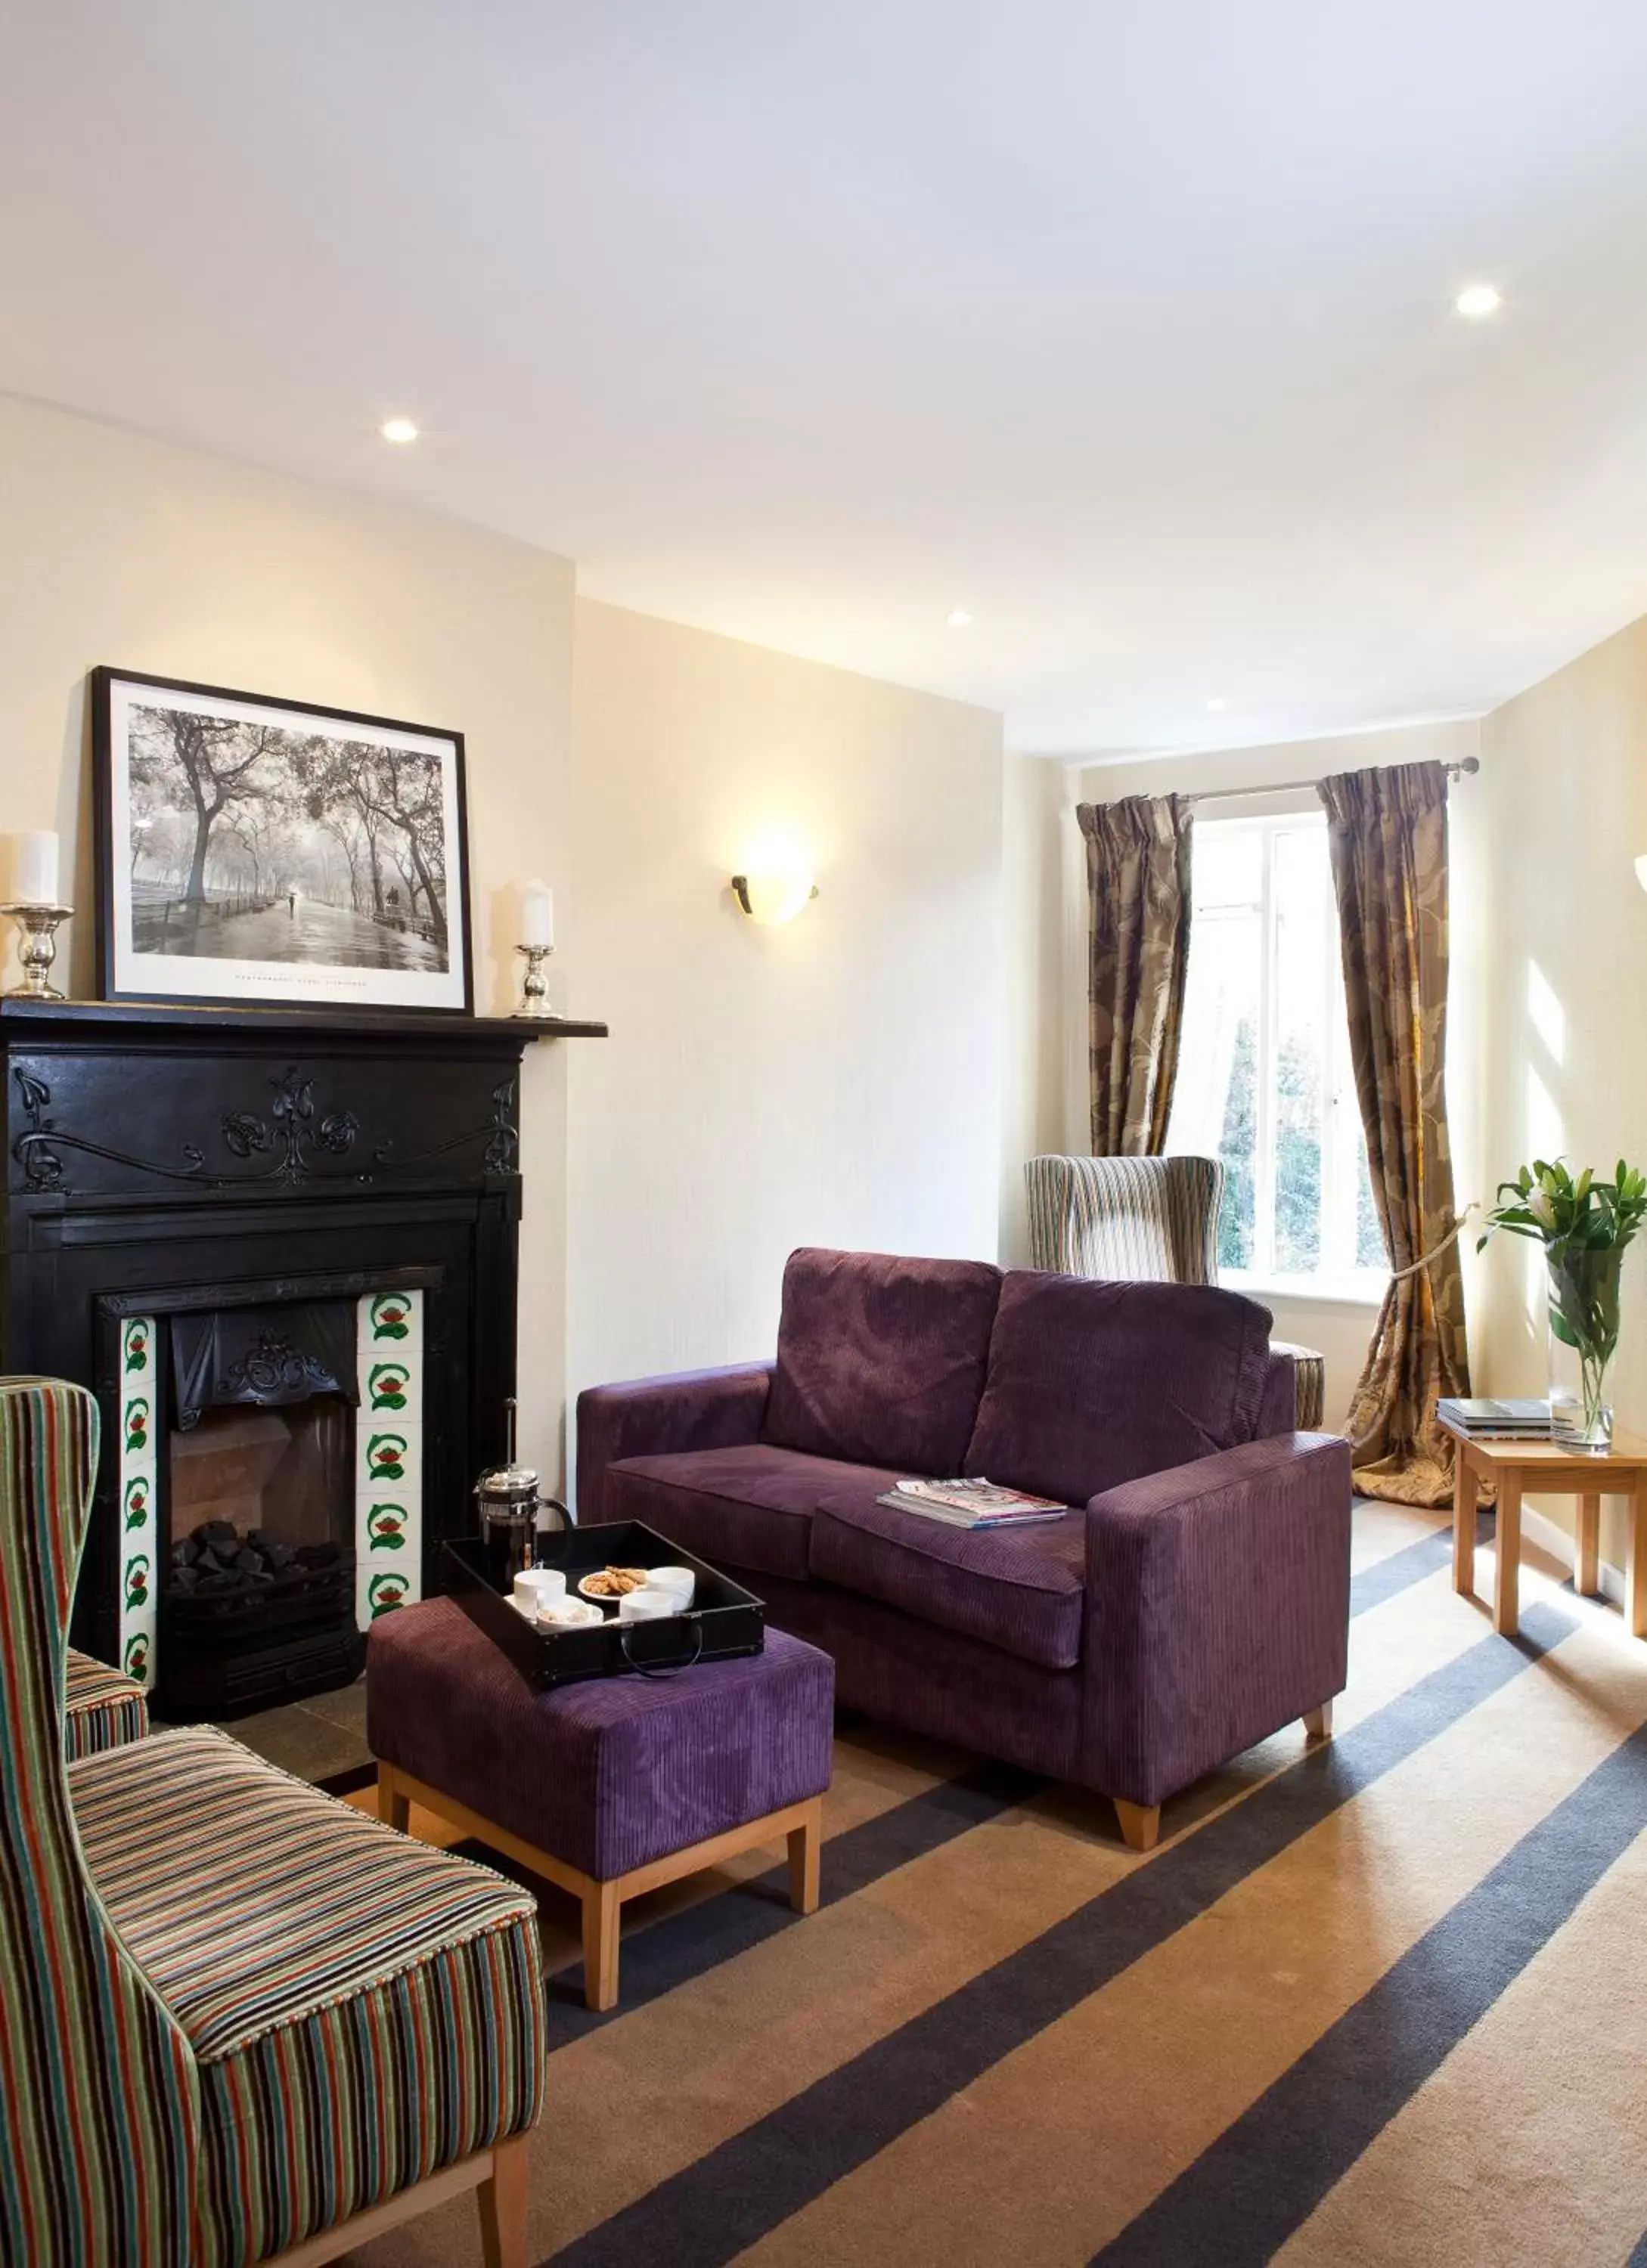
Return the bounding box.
[605,1442,907,1583]
[964,1274,1276,1507]
[761,1248,1003,1476]
[368,1599,834,1881]
[808,1489,1085,1671]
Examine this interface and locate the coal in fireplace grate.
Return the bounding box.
[154,1312,371,1721]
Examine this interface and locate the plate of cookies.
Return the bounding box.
[578,1566,652,1606]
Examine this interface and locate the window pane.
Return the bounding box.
[1217,1009,1257,1269]
[1168,891,1259,1268]
[1192,827,1261,911]
[1272,829,1325,1275]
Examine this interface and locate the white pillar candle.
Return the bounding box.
[14,831,59,906]
[520,879,554,949]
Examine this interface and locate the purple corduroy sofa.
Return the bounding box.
[576,1248,1352,1846]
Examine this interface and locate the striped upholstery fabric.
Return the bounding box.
[64,1646,149,1759]
[1273,1339,1327,1430]
[1024,1154,1224,1284]
[0,1373,545,2268]
[0,1377,201,2268]
[72,1726,545,2267]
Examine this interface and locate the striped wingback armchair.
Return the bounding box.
[1024,1153,1223,1284]
[64,1646,150,1758]
[0,1377,546,2268]
[1023,1156,1326,1430]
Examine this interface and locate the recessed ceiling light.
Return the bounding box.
[1205,698,1228,713]
[1455,285,1501,319]
[380,417,420,445]
[946,609,974,628]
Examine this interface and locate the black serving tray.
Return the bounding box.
[442,1520,765,1689]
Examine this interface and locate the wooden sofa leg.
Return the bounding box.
[377,1765,411,1833]
[478,2133,529,2268]
[1303,1701,1334,1744]
[1114,1799,1159,1853]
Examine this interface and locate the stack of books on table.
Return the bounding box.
[1437,1396,1554,1439]
[876,1477,1069,1528]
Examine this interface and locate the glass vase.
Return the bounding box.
[1546,1245,1622,1452]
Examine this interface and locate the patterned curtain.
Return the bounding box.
[1320,761,1472,1506]
[1078,794,1193,1156]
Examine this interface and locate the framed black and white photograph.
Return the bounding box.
[92,668,472,1013]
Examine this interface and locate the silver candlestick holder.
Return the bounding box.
[513,941,554,1018]
[0,903,73,999]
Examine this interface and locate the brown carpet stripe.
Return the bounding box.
[538,1600,1576,2268]
[332,1507,1645,2268]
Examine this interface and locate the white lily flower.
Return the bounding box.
[1528,1186,1559,1232]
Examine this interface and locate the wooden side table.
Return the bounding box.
[1441,1417,1647,1641]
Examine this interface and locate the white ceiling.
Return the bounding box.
[5,2,1647,754]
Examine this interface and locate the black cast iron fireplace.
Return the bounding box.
[0,997,604,1719]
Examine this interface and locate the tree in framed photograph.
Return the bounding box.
[92,668,473,1013]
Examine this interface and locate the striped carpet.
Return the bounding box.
[349,1500,1647,2268]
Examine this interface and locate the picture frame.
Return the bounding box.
[91,668,473,1015]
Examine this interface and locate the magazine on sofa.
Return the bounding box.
[876,1477,1069,1529]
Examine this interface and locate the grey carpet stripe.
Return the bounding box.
[539,1603,1575,2268]
[543,1530,1449,2028]
[1348,1510,1491,1618]
[1094,1715,1647,2265]
[1628,2228,1647,2266]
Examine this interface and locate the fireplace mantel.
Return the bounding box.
[0,996,609,1045]
[0,994,605,1685]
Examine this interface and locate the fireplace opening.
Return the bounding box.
[153,1309,373,1721]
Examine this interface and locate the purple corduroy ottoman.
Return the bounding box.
[367,1596,834,2009]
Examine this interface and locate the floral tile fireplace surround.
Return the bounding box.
[0,996,603,1720]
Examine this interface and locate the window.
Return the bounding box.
[1166,810,1386,1297]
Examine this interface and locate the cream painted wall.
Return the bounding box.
[1474,613,1647,1576]
[564,597,1004,1444]
[1000,752,1071,1263]
[1036,718,1487,1430]
[0,392,577,1479]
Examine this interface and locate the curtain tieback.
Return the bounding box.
[1385,1202,1480,1283]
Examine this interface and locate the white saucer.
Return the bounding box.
[537,1597,604,1631]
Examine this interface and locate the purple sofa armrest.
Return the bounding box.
[575,1363,775,1524]
[1079,1431,1352,1808]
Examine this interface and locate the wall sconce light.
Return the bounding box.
[730,867,818,925]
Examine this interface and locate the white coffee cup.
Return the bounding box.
[618,1584,677,1622]
[512,1567,566,1615]
[647,1565,696,1609]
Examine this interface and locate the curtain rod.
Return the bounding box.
[1184,754,1479,808]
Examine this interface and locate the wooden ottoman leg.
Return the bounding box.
[788,1798,822,1916]
[1114,1799,1159,1853]
[582,1879,622,2013]
[1303,1700,1333,1743]
[377,1765,411,1834]
[478,2132,529,2268]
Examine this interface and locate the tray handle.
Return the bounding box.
[618,1616,706,1680]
